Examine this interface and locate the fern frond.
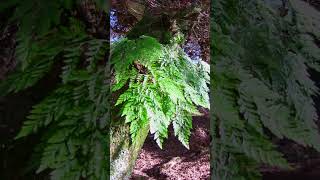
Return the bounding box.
[111,36,209,148]
[212,0,320,178]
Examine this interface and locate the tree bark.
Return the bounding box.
[110,122,149,180]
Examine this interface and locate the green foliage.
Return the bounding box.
[111,36,209,149]
[212,0,320,179]
[0,1,110,179]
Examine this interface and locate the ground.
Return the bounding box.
[131,111,210,180]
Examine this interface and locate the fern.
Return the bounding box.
[212,0,320,179]
[111,35,210,149]
[0,1,110,179]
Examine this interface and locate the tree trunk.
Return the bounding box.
[110,122,149,180]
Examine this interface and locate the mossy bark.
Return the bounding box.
[110,121,149,180]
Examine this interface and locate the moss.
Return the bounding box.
[110,122,149,180]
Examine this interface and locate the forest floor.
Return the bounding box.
[131,111,210,180]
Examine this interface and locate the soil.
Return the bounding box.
[131,111,210,180]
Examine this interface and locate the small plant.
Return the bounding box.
[111,35,210,149]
